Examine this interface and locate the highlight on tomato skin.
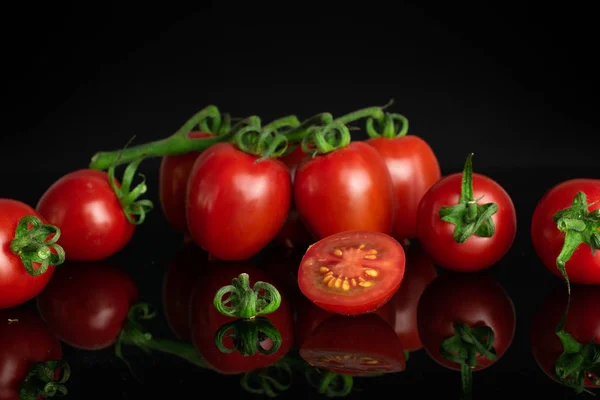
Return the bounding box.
[189,261,294,375]
[530,284,600,391]
[299,313,406,376]
[298,230,406,316]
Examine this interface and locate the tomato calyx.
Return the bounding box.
[240,362,293,397]
[214,317,282,356]
[19,360,70,400]
[365,112,409,139]
[213,273,282,318]
[232,118,293,162]
[305,368,354,397]
[552,191,600,294]
[440,322,497,400]
[554,329,600,394]
[107,157,154,225]
[10,215,65,276]
[439,153,498,244]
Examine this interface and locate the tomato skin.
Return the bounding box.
[279,145,307,179]
[388,244,437,352]
[416,172,517,271]
[417,272,516,371]
[186,143,292,261]
[299,313,406,376]
[298,230,405,316]
[36,169,134,262]
[36,262,138,350]
[0,306,63,400]
[531,179,600,284]
[366,135,441,241]
[0,199,56,309]
[530,284,600,388]
[159,131,213,234]
[294,142,395,239]
[189,261,294,374]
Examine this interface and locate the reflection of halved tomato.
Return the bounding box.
[389,244,437,352]
[530,284,600,389]
[299,313,406,376]
[298,230,405,315]
[189,262,294,374]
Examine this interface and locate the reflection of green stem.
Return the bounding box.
[214,317,282,356]
[306,368,354,398]
[240,361,293,397]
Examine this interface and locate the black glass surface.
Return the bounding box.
[2,2,598,399]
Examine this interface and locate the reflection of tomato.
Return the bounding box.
[530,284,600,389]
[366,135,441,241]
[417,272,515,371]
[298,230,405,315]
[274,208,315,250]
[294,142,395,239]
[159,131,213,234]
[531,179,600,284]
[162,244,211,341]
[0,306,65,400]
[388,244,437,352]
[37,262,138,350]
[189,262,294,374]
[300,313,405,376]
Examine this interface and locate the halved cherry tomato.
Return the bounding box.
[417,272,516,372]
[366,135,441,241]
[294,142,395,239]
[298,230,405,315]
[159,131,213,235]
[388,243,437,352]
[162,244,211,341]
[531,179,600,285]
[189,261,294,374]
[0,305,66,400]
[299,313,406,376]
[186,142,292,261]
[36,262,138,350]
[530,284,600,390]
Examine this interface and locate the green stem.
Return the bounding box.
[19,360,70,400]
[214,317,283,356]
[89,105,234,170]
[107,157,154,225]
[281,112,334,143]
[10,215,65,276]
[334,99,394,125]
[263,115,300,135]
[438,153,498,243]
[301,122,351,156]
[460,364,473,400]
[213,273,281,319]
[366,113,409,139]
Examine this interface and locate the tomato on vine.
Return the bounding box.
[0,199,65,309]
[531,179,600,289]
[365,113,441,241]
[416,153,517,272]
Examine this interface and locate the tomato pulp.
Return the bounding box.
[0,199,56,309]
[417,171,517,271]
[298,230,405,315]
[366,135,441,241]
[36,262,138,350]
[299,313,406,376]
[186,143,292,261]
[159,131,214,234]
[294,142,395,239]
[531,179,600,284]
[36,169,135,262]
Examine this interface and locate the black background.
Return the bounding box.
[2,1,598,399]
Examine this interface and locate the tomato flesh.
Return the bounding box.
[298,230,405,315]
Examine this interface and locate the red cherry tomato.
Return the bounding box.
[366,135,441,241]
[279,145,308,179]
[36,169,134,262]
[159,131,213,234]
[294,142,395,239]
[530,284,600,389]
[388,244,437,352]
[417,272,516,372]
[186,143,292,261]
[0,199,56,309]
[189,261,294,374]
[36,262,138,350]
[298,230,405,315]
[416,170,517,272]
[299,313,406,376]
[162,244,211,341]
[531,179,600,284]
[0,306,65,400]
